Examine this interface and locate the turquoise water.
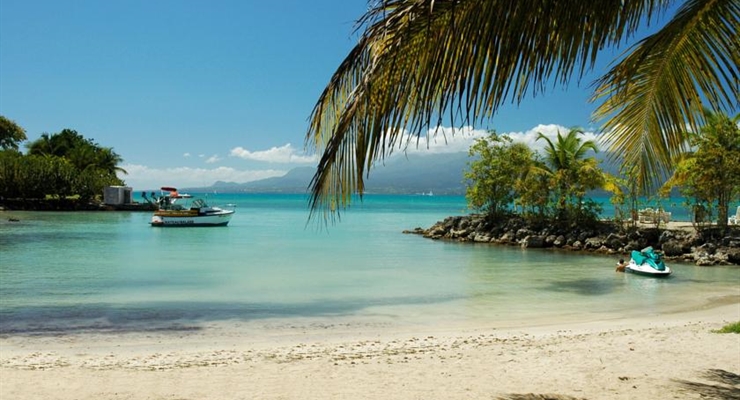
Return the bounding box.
[1,194,738,334]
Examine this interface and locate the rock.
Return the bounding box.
[712,250,730,264]
[406,214,739,265]
[695,243,717,254]
[585,237,604,249]
[625,240,645,252]
[553,235,566,247]
[449,228,468,239]
[498,232,516,244]
[724,248,740,264]
[661,240,686,257]
[473,233,492,242]
[545,235,558,246]
[521,235,545,248]
[659,230,675,244]
[721,237,740,248]
[515,228,533,240]
[605,233,626,249]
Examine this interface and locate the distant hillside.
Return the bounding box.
[185,152,471,194]
[185,150,624,195]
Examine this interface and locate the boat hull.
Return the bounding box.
[150,210,234,227]
[625,261,672,277]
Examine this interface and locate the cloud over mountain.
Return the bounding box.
[229,143,315,163]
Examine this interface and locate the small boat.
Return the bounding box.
[626,247,672,277]
[149,187,234,227]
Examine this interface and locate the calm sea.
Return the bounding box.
[1,193,738,335]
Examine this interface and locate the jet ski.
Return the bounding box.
[627,247,672,277]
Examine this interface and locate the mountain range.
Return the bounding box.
[185,152,472,194]
[184,150,623,195]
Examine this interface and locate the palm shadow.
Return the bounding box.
[674,369,740,399]
[497,395,587,400]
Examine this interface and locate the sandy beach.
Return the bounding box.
[2,301,738,400]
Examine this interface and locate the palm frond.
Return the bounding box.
[594,0,740,191]
[306,0,666,218]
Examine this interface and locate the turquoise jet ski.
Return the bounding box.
[627,247,672,277]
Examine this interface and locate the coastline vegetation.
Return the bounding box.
[464,113,740,234]
[0,117,126,208]
[713,321,740,334]
[465,128,606,228]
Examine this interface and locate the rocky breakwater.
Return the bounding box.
[404,214,740,266]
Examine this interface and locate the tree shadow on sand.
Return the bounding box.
[497,395,586,400]
[675,369,740,400]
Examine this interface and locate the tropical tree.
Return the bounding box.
[465,133,534,218]
[535,128,604,223]
[11,129,126,200]
[305,0,739,218]
[0,116,27,150]
[608,164,644,228]
[27,129,126,175]
[28,129,88,159]
[661,110,740,230]
[514,154,552,220]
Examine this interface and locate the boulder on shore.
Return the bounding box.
[404,214,740,266]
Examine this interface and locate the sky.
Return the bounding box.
[0,0,675,190]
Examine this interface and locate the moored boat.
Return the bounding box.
[147,187,234,227]
[626,247,672,277]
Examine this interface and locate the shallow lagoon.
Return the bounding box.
[1,194,738,334]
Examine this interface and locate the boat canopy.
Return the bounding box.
[159,186,191,199]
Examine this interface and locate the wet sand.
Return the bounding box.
[2,302,739,400]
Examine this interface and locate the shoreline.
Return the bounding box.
[407,213,740,266]
[2,303,738,399]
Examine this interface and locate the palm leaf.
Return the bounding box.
[306,0,666,218]
[593,0,740,191]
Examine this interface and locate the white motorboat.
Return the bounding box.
[626,247,672,277]
[148,187,234,227]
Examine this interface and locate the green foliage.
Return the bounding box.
[515,153,551,220]
[0,116,27,150]
[713,321,740,334]
[304,0,738,218]
[464,128,608,226]
[661,110,740,230]
[535,128,606,224]
[465,133,534,218]
[1,129,125,201]
[609,165,644,228]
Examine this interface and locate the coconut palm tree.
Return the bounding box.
[535,128,602,221]
[305,0,738,218]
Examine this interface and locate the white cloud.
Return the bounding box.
[399,126,488,154]
[390,124,600,156]
[230,143,315,164]
[119,123,604,191]
[120,164,287,191]
[205,154,222,164]
[183,152,191,158]
[504,124,599,151]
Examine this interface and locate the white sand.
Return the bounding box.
[2,303,739,400]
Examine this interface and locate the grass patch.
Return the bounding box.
[713,321,740,334]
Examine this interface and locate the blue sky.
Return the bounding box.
[1,1,672,190]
